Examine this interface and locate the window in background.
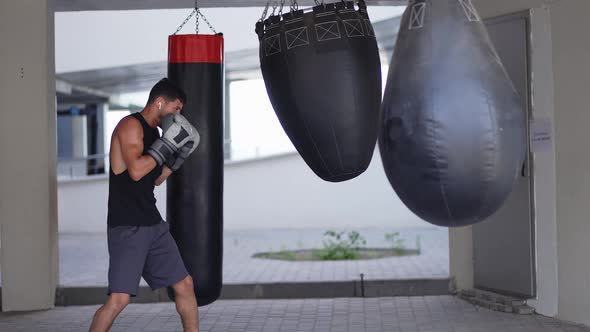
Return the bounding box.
[105,110,131,153]
[229,79,295,161]
[98,110,130,174]
[228,65,391,162]
[117,91,149,109]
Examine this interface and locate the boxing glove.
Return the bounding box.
[148,113,199,166]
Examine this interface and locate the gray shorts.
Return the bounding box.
[107,220,189,297]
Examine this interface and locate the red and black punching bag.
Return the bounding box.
[166,34,224,306]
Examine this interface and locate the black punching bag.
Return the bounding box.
[379,0,526,227]
[167,34,224,306]
[255,0,382,182]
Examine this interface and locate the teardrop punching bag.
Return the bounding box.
[167,34,224,306]
[255,0,382,182]
[379,0,526,227]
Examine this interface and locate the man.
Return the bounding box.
[90,78,200,332]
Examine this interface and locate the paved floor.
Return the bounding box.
[57,227,448,286]
[0,296,588,332]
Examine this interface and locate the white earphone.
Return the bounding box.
[158,102,162,110]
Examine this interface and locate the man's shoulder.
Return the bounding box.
[119,114,141,127]
[114,115,142,136]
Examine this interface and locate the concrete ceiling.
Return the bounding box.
[55,0,407,11]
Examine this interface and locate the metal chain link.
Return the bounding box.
[174,9,197,35]
[196,7,200,34]
[290,0,299,12]
[271,1,278,16]
[197,8,217,34]
[278,0,286,15]
[173,0,217,35]
[195,0,199,34]
[259,1,270,22]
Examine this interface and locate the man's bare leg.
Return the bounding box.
[89,293,130,332]
[173,276,199,332]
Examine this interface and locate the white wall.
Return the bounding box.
[58,151,430,233]
[58,175,167,233]
[224,152,425,230]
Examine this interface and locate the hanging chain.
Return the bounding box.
[259,1,270,22]
[290,0,298,12]
[278,0,286,15]
[173,0,217,35]
[197,8,218,34]
[195,3,200,34]
[174,9,197,35]
[271,1,278,16]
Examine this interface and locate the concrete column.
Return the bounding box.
[100,103,111,173]
[449,227,474,291]
[96,103,107,157]
[72,115,88,159]
[96,103,108,174]
[72,115,89,177]
[224,76,232,160]
[0,0,58,311]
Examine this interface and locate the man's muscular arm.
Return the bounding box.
[117,117,158,181]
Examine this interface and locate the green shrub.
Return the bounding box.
[314,230,367,260]
[384,232,406,254]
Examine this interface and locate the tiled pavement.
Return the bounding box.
[3,228,586,331]
[58,227,449,286]
[1,296,588,332]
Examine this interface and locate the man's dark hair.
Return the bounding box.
[147,78,187,105]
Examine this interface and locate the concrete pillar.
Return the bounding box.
[96,103,107,156]
[0,0,58,311]
[100,103,111,173]
[449,227,474,291]
[72,115,89,176]
[72,115,88,159]
[224,76,232,160]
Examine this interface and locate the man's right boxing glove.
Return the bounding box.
[166,140,198,172]
[165,117,200,172]
[148,113,198,166]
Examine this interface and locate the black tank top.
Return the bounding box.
[107,112,163,227]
